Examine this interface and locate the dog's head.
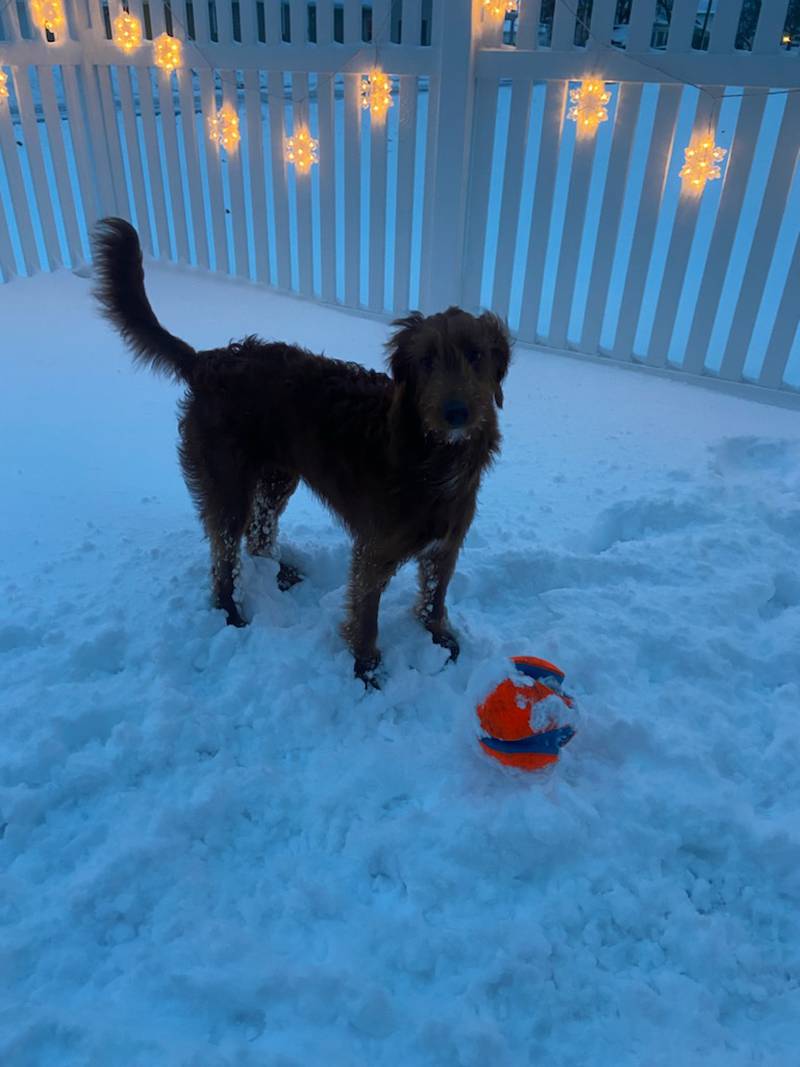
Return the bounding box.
[386,307,511,443]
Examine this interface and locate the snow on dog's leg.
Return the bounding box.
[416,542,461,661]
[245,468,302,590]
[342,544,397,688]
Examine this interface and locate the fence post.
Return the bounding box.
[419,0,480,313]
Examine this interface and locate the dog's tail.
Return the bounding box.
[91,217,196,382]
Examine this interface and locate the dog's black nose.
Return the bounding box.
[443,401,469,428]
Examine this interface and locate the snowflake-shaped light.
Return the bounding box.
[30,0,66,35]
[361,69,393,122]
[113,12,143,55]
[482,0,518,17]
[679,136,727,193]
[153,33,181,74]
[285,126,319,174]
[568,79,612,135]
[0,71,8,102]
[208,104,241,153]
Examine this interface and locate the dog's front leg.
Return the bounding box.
[416,544,461,662]
[343,544,395,688]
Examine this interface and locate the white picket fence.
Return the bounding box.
[1,0,799,405]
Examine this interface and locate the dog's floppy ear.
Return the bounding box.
[386,311,424,384]
[479,312,511,409]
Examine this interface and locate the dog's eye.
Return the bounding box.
[465,349,481,366]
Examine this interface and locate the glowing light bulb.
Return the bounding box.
[30,0,66,36]
[360,70,393,122]
[154,33,181,74]
[285,126,319,173]
[567,79,612,136]
[482,0,518,16]
[679,135,727,193]
[113,12,143,55]
[208,104,241,154]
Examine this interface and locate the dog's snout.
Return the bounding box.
[443,401,469,428]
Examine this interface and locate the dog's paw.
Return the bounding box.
[277,562,304,592]
[223,605,248,628]
[431,628,460,663]
[354,652,382,690]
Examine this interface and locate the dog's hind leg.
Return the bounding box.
[179,427,254,627]
[245,468,302,591]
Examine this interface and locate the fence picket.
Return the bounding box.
[547,126,598,349]
[393,75,418,312]
[267,68,291,287]
[462,76,499,313]
[0,80,39,272]
[38,65,84,264]
[290,0,307,44]
[116,65,154,254]
[316,0,334,44]
[12,65,63,269]
[343,0,361,44]
[265,0,283,44]
[627,0,657,52]
[316,72,337,302]
[222,68,250,277]
[518,80,567,343]
[177,68,211,269]
[0,190,15,279]
[199,67,231,271]
[611,83,682,360]
[138,64,173,257]
[753,0,788,53]
[343,72,362,305]
[682,89,767,376]
[708,1,741,53]
[61,65,101,230]
[645,88,720,367]
[369,109,389,312]
[292,72,314,295]
[718,92,800,382]
[243,69,269,282]
[402,0,423,46]
[158,70,192,262]
[590,0,619,48]
[758,231,800,390]
[666,0,697,51]
[550,1,574,50]
[492,78,533,323]
[579,82,643,355]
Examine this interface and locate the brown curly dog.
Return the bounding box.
[92,217,511,686]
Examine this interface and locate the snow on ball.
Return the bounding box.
[477,656,576,771]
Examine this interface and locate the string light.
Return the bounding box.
[568,79,612,135]
[208,104,241,153]
[679,135,727,193]
[360,69,393,122]
[153,33,181,74]
[0,70,8,102]
[285,126,319,173]
[30,0,66,36]
[482,0,518,17]
[113,12,143,55]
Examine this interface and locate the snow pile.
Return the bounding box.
[2,268,799,1065]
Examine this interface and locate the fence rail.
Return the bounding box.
[1,0,799,404]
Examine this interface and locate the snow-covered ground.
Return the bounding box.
[2,266,800,1066]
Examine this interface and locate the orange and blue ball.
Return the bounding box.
[478,656,576,771]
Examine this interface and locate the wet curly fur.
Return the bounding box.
[92,217,511,686]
